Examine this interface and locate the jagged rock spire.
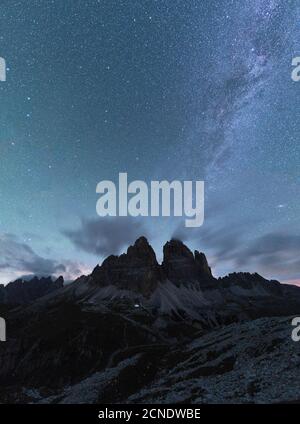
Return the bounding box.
[162,239,213,283]
[91,236,161,296]
[90,237,213,293]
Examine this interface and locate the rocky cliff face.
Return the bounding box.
[69,237,298,322]
[90,237,161,296]
[88,237,214,296]
[0,276,64,305]
[0,237,300,404]
[162,239,212,283]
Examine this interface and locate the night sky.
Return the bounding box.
[0,0,299,284]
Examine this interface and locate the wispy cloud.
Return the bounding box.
[63,216,149,257]
[0,233,84,284]
[174,221,300,281]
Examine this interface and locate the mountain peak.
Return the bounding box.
[163,239,194,260]
[162,239,213,283]
[134,235,149,247]
[90,237,160,295]
[0,275,64,305]
[194,250,212,278]
[126,236,157,265]
[89,237,214,295]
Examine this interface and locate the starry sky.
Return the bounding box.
[0,0,299,284]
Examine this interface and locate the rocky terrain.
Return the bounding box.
[0,237,300,404]
[0,276,64,305]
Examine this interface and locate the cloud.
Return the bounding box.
[238,233,300,259]
[0,233,85,283]
[0,233,65,275]
[233,233,300,280]
[63,216,149,257]
[172,198,249,263]
[174,221,300,281]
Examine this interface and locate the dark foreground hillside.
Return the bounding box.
[0,238,300,403]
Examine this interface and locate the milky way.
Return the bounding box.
[0,1,299,283]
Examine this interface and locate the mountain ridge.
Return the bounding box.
[1,237,300,404]
[0,275,64,305]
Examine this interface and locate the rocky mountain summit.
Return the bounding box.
[0,275,64,305]
[0,237,300,404]
[88,237,213,297]
[69,237,300,324]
